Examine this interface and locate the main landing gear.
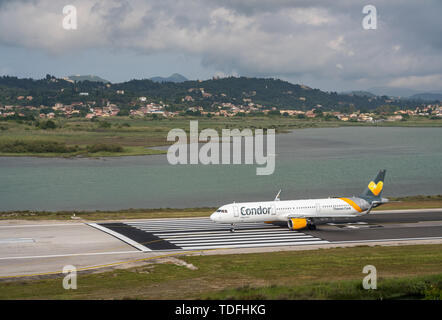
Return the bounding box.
[307,219,317,230]
[307,223,317,230]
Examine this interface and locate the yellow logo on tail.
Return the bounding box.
[368,181,383,196]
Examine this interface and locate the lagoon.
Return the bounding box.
[0,127,441,211]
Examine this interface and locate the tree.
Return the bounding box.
[117,109,130,116]
[268,110,281,116]
[324,114,337,121]
[98,121,111,128]
[313,109,323,117]
[37,120,57,129]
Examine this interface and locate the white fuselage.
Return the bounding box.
[210,197,370,224]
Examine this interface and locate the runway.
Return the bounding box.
[92,209,442,251]
[91,220,329,251]
[1,209,442,278]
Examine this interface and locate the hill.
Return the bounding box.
[67,75,110,83]
[343,91,376,98]
[0,75,426,112]
[150,73,188,83]
[408,93,442,101]
[368,86,422,98]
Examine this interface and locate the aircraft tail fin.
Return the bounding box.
[360,169,386,202]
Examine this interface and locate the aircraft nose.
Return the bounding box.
[210,212,218,222]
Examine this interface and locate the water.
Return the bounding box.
[0,127,441,211]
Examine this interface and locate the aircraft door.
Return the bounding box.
[233,205,239,217]
[315,203,321,215]
[271,203,276,215]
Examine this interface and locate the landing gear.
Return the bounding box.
[307,224,317,230]
[307,219,317,230]
[230,224,236,233]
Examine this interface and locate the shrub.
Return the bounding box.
[0,140,78,153]
[36,120,57,130]
[98,121,112,128]
[86,144,124,153]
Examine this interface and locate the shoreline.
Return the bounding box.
[1,195,441,221]
[0,146,166,158]
[1,118,441,158]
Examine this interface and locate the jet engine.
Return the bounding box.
[287,218,307,230]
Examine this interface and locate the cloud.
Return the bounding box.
[388,74,442,90]
[286,7,336,26]
[0,0,441,90]
[327,36,354,56]
[0,65,12,76]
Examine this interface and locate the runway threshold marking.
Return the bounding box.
[95,218,329,251]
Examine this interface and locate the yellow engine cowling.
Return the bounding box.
[288,218,307,230]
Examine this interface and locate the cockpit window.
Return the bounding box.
[216,209,227,213]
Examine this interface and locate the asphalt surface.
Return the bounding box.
[1,209,441,278]
[95,209,442,251]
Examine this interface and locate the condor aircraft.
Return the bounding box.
[210,170,388,232]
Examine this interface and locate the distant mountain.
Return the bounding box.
[67,75,110,83]
[150,73,188,83]
[344,91,376,98]
[409,93,442,101]
[367,86,442,101]
[367,86,422,98]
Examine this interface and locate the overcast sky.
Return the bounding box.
[0,0,441,92]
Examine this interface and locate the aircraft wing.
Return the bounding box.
[284,213,311,219]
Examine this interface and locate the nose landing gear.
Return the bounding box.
[230,224,236,233]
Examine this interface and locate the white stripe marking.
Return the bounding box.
[134,227,280,233]
[133,223,280,229]
[0,223,83,229]
[170,237,322,246]
[127,220,276,226]
[164,234,314,242]
[129,221,276,227]
[128,221,274,226]
[0,250,144,261]
[179,241,331,250]
[127,220,217,225]
[0,238,35,244]
[154,229,296,237]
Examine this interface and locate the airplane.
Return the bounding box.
[210,170,388,232]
